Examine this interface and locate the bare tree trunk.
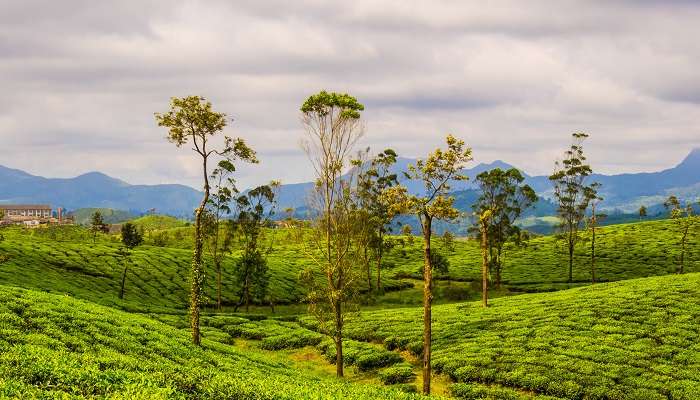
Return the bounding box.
[568,230,574,283]
[365,247,371,292]
[680,226,688,274]
[376,232,383,291]
[421,215,433,395]
[496,247,503,289]
[591,224,596,283]
[481,219,489,307]
[119,264,128,299]
[245,275,251,312]
[334,299,344,377]
[217,260,222,310]
[191,154,210,346]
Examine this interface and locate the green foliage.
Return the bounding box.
[340,273,700,399]
[131,215,187,230]
[441,231,455,252]
[471,167,538,286]
[354,148,400,290]
[71,208,135,225]
[318,339,403,371]
[419,251,449,277]
[233,250,269,309]
[0,285,428,399]
[300,90,364,119]
[664,195,699,273]
[386,135,473,224]
[120,222,143,249]
[379,364,416,385]
[549,132,600,283]
[89,211,108,243]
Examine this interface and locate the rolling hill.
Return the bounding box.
[335,273,700,399]
[0,284,427,399]
[1,217,698,398]
[0,219,696,312]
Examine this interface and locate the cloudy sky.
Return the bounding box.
[1,0,699,190]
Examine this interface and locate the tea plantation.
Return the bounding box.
[333,273,700,399]
[0,218,699,399]
[0,284,430,399]
[0,219,696,314]
[0,226,413,312]
[382,219,699,290]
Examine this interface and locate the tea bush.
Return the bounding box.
[0,284,430,399]
[337,273,700,399]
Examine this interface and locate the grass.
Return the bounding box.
[0,284,432,399]
[330,273,700,399]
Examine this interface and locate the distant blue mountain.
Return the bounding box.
[1,149,697,218]
[275,149,700,213]
[0,165,201,217]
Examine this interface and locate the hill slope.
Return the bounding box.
[335,273,700,399]
[0,284,426,399]
[0,219,696,311]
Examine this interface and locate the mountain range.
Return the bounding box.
[1,149,698,218]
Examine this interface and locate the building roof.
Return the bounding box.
[0,204,52,210]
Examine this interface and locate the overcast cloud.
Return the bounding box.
[1,0,699,190]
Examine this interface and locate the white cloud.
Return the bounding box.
[0,0,698,190]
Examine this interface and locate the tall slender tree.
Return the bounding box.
[384,134,472,395]
[118,222,143,299]
[638,205,647,221]
[401,224,414,245]
[587,195,605,283]
[549,133,599,283]
[232,182,277,312]
[664,195,698,274]
[203,159,238,310]
[298,90,364,378]
[470,168,537,288]
[0,209,5,243]
[479,210,492,307]
[90,211,108,244]
[155,96,257,345]
[355,148,398,292]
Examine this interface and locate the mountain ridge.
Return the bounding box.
[1,149,697,216]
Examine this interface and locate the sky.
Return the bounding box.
[1,0,699,191]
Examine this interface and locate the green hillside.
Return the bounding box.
[130,214,189,230]
[383,219,699,292]
[0,285,427,399]
[315,273,700,399]
[0,219,696,313]
[0,227,303,312]
[70,208,137,225]
[0,226,410,312]
[1,218,699,398]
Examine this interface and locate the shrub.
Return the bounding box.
[356,351,403,371]
[379,364,416,385]
[259,333,323,350]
